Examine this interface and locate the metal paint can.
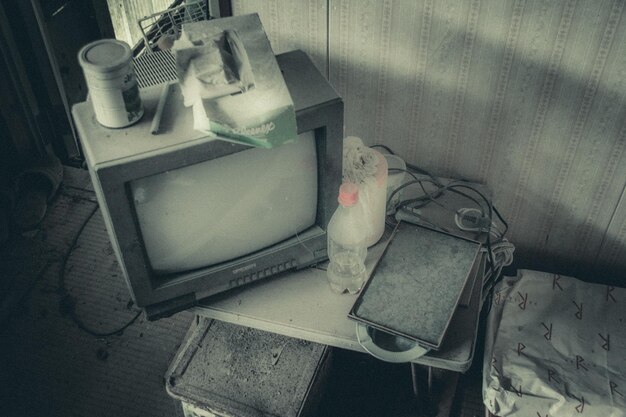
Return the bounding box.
[78,39,143,128]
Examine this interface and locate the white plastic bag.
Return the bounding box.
[483,270,626,417]
[342,137,388,246]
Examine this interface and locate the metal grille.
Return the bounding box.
[133,50,178,88]
[137,0,208,54]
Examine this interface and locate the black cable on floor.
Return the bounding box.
[57,204,142,337]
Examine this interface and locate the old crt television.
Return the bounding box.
[72,51,343,320]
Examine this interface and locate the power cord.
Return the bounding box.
[455,207,504,239]
[58,204,142,337]
[372,144,513,285]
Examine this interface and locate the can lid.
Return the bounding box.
[338,182,359,207]
[78,39,132,73]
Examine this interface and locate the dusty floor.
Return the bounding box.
[0,167,484,417]
[0,168,193,417]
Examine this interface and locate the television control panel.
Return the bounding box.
[229,259,299,288]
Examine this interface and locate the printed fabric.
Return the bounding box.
[483,269,626,417]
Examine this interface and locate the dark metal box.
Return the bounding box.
[166,317,332,417]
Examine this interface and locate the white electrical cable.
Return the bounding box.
[454,207,505,239]
[481,238,515,299]
[455,207,515,293]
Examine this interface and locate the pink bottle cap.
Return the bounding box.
[338,183,359,206]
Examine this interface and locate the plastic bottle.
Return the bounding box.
[360,150,388,247]
[326,183,368,294]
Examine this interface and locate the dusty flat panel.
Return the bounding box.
[167,318,329,417]
[350,222,480,349]
[232,0,328,76]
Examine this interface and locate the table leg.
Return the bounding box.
[410,364,460,417]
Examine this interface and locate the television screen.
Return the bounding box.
[131,132,318,274]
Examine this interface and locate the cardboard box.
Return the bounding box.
[173,14,297,148]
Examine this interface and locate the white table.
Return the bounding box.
[194,189,488,373]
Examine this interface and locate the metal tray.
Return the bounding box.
[166,317,331,417]
[349,221,481,350]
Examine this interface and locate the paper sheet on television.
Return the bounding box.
[172,14,297,149]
